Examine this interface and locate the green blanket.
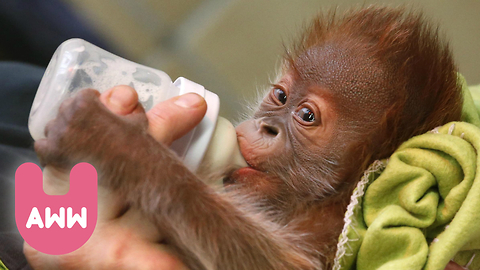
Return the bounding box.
[334,76,480,270]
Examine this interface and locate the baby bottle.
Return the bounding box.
[28,38,247,183]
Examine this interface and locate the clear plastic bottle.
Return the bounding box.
[29,38,247,181]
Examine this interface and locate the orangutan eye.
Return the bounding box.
[297,107,315,122]
[273,88,287,104]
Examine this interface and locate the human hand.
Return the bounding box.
[25,85,207,269]
[99,85,207,145]
[34,85,206,170]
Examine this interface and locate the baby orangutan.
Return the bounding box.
[34,6,464,270]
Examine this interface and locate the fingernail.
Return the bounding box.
[174,93,204,108]
[110,86,135,108]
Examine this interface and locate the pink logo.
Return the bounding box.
[15,163,97,255]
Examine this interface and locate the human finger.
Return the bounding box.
[100,85,140,115]
[147,93,207,145]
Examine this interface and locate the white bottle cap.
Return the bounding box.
[169,77,220,173]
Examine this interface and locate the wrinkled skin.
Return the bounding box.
[233,45,391,205]
[235,73,341,202]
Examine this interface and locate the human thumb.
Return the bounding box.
[147,93,207,145]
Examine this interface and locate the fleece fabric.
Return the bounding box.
[333,76,480,270]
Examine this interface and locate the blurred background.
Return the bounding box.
[1,0,479,121]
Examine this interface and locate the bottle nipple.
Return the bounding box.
[196,117,248,185]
